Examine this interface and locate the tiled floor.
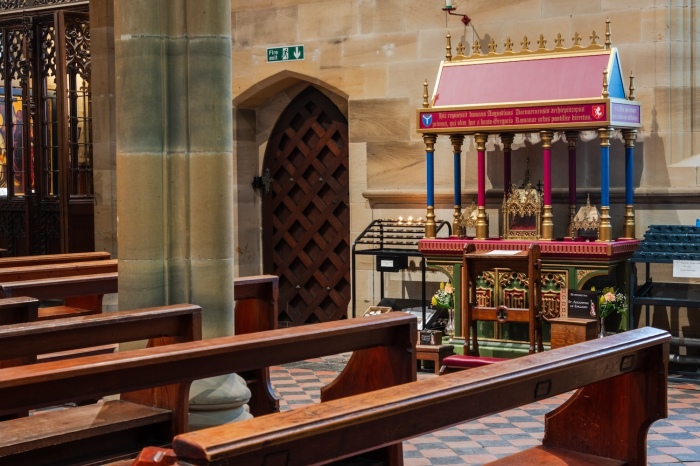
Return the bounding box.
[270,355,700,465]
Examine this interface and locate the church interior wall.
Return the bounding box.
[88,1,700,319]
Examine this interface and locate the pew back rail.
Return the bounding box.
[0,313,417,465]
[160,327,669,466]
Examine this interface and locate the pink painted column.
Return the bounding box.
[540,131,554,240]
[474,133,489,239]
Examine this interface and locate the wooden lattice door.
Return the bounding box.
[262,87,350,326]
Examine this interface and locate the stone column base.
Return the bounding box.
[189,373,253,430]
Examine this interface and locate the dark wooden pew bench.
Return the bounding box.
[0,251,111,268]
[0,313,416,466]
[137,327,669,466]
[0,271,118,320]
[0,296,39,326]
[0,258,118,283]
[0,303,202,420]
[233,274,279,416]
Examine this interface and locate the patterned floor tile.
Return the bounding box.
[269,355,700,465]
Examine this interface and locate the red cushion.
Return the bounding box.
[442,355,506,368]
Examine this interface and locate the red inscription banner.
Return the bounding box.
[419,103,608,131]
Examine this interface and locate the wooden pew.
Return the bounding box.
[233,274,279,416]
[0,259,118,283]
[138,327,669,466]
[0,313,416,466]
[0,303,202,419]
[0,303,202,369]
[0,251,111,268]
[0,272,118,320]
[0,296,39,326]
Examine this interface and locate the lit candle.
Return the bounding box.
[408,216,413,224]
[445,0,452,8]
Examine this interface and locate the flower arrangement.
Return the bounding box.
[595,286,628,331]
[431,282,454,310]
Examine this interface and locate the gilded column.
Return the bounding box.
[424,134,437,238]
[598,127,613,242]
[621,129,637,239]
[450,134,465,237]
[474,133,489,239]
[565,131,579,238]
[540,130,554,240]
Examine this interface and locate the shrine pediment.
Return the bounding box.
[417,26,640,134]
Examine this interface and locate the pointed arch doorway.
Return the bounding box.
[262,86,350,326]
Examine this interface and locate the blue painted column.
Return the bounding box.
[598,127,613,241]
[450,135,465,237]
[621,129,637,238]
[424,134,437,238]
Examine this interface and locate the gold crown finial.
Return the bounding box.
[628,71,635,101]
[472,40,482,55]
[504,37,514,52]
[521,35,530,51]
[445,32,452,61]
[554,33,565,48]
[590,30,600,46]
[537,34,547,50]
[605,17,612,49]
[423,79,429,108]
[456,41,465,56]
[488,38,497,54]
[572,32,583,47]
[602,68,609,98]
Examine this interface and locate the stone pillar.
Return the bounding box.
[115,0,250,429]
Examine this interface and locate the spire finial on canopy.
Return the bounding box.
[628,71,636,101]
[602,68,609,98]
[605,17,612,49]
[445,32,452,61]
[422,79,430,108]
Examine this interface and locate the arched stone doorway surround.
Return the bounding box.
[233,72,353,323]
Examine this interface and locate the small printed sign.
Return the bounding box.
[267,45,305,63]
[568,289,597,319]
[673,260,700,278]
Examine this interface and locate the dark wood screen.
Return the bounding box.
[0,7,93,256]
[262,86,350,326]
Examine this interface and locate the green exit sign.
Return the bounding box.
[267,45,305,63]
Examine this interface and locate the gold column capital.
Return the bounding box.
[540,130,554,149]
[622,129,637,148]
[598,206,612,242]
[598,127,613,146]
[450,134,465,152]
[423,133,437,150]
[474,133,488,151]
[499,133,515,149]
[565,130,579,148]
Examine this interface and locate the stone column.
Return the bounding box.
[115,0,250,429]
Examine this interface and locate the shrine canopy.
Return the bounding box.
[417,34,641,134]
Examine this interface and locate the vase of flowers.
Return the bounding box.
[432,282,455,337]
[596,287,628,337]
